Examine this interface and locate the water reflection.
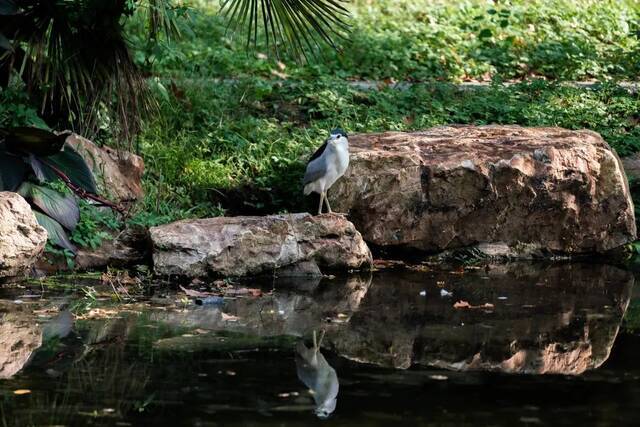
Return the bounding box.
[149,262,632,375]
[0,262,636,425]
[326,263,632,373]
[295,331,339,419]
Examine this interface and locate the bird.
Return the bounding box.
[303,128,349,215]
[295,330,339,419]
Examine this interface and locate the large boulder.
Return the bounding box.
[66,133,144,204]
[150,213,372,278]
[331,125,636,255]
[0,192,48,278]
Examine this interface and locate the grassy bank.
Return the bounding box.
[124,0,640,223]
[134,0,640,82]
[133,77,640,221]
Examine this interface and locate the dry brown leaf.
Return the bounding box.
[179,285,214,298]
[454,300,495,310]
[453,300,471,309]
[221,312,240,322]
[223,288,262,297]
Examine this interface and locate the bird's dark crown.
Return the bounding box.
[330,128,347,138]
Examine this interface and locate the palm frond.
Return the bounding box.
[0,0,184,148]
[220,0,351,60]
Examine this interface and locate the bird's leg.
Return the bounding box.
[324,192,332,214]
[324,192,347,216]
[317,192,325,215]
[317,329,326,348]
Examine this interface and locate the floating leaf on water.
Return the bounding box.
[454,300,495,310]
[221,312,240,321]
[179,285,214,298]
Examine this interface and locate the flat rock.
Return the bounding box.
[150,213,372,278]
[330,125,636,255]
[0,192,48,279]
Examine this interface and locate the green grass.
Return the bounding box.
[136,77,640,217]
[131,0,640,82]
[125,0,640,220]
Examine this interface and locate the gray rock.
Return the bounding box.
[150,213,372,278]
[330,125,636,256]
[0,192,48,279]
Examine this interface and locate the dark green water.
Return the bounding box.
[1,262,639,426]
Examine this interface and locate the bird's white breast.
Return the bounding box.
[324,140,349,188]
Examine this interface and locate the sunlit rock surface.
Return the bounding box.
[66,133,144,204]
[0,192,48,278]
[330,126,636,256]
[0,302,43,379]
[150,213,372,277]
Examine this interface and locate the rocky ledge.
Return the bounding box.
[330,125,636,256]
[0,192,48,279]
[150,213,372,278]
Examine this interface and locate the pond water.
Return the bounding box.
[0,262,639,426]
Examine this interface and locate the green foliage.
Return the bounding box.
[0,126,99,252]
[624,298,640,332]
[0,83,49,129]
[71,200,120,249]
[138,77,640,216]
[139,0,640,82]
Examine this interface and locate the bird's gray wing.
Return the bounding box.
[303,157,328,185]
[308,139,328,163]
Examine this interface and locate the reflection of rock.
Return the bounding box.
[150,275,372,345]
[0,303,43,379]
[150,214,372,278]
[0,192,48,279]
[326,263,633,374]
[146,263,632,376]
[330,126,636,255]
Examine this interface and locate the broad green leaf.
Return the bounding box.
[3,127,67,156]
[0,0,17,15]
[33,211,77,253]
[19,182,80,232]
[0,32,11,50]
[0,145,27,191]
[44,144,97,194]
[26,155,57,183]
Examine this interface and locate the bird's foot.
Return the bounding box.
[324,211,348,217]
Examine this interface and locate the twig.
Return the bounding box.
[39,158,126,214]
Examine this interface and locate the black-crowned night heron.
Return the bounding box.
[295,330,339,419]
[303,129,349,215]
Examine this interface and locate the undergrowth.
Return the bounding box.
[137,78,640,216]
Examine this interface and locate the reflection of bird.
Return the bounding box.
[303,129,349,215]
[42,310,74,340]
[295,330,339,419]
